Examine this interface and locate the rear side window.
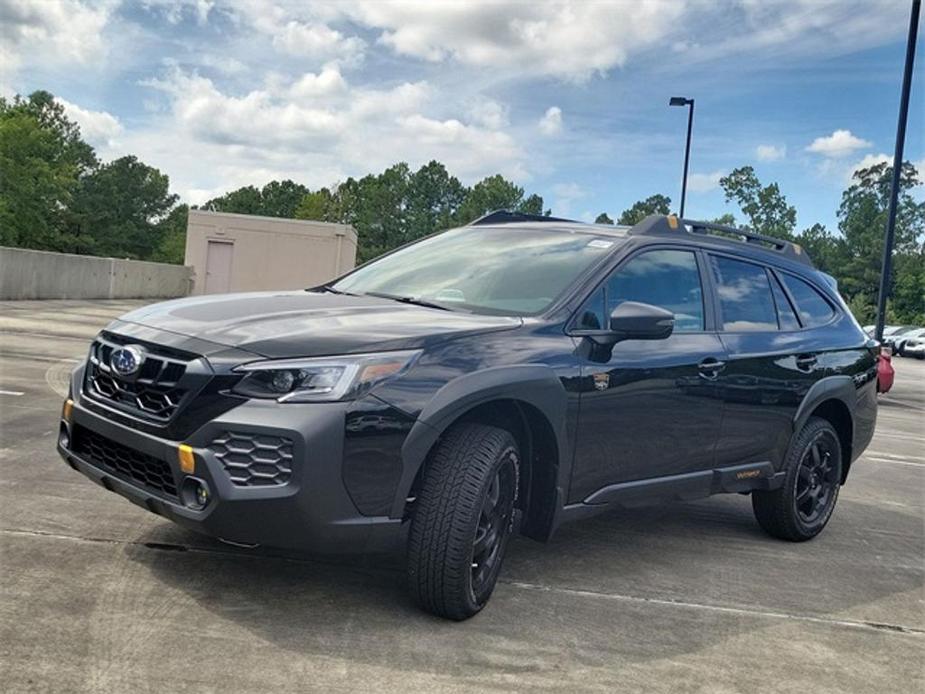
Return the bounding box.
[770,275,801,330]
[781,274,836,327]
[710,256,778,332]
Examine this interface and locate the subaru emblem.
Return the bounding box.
[110,345,144,377]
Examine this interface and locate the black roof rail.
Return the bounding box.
[681,218,811,265]
[627,214,811,265]
[469,210,580,226]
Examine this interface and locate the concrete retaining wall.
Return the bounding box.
[0,247,192,300]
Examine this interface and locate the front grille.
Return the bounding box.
[84,334,199,422]
[72,424,178,499]
[209,431,294,487]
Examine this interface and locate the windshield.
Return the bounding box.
[333,226,621,315]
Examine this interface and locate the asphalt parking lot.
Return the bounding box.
[1,299,922,693]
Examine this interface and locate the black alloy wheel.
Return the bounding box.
[793,431,839,525]
[470,453,517,604]
[753,416,843,541]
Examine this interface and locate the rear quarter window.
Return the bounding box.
[781,274,836,327]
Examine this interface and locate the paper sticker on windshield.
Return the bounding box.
[587,239,614,249]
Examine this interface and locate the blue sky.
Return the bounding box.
[4,0,923,231]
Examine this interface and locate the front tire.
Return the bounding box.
[407,422,519,620]
[752,417,842,541]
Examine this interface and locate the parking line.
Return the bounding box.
[865,457,923,468]
[0,389,25,396]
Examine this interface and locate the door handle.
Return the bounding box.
[698,358,726,380]
[796,354,817,371]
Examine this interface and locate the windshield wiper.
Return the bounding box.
[362,291,456,312]
[310,284,358,296]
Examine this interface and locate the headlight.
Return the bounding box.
[231,350,420,403]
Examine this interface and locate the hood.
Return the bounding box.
[113,291,522,358]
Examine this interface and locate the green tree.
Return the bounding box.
[66,155,178,258]
[295,188,337,222]
[256,180,310,218]
[151,204,189,264]
[456,174,539,224]
[794,223,840,274]
[709,213,736,226]
[836,161,924,321]
[594,213,614,225]
[406,161,467,241]
[0,91,95,250]
[719,166,796,239]
[202,185,264,215]
[617,194,671,225]
[203,180,309,218]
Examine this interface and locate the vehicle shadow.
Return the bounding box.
[125,495,923,678]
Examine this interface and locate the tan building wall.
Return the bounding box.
[184,210,358,295]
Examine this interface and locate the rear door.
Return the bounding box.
[708,254,825,469]
[568,247,727,503]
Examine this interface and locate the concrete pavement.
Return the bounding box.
[1,299,922,693]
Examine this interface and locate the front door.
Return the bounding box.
[569,248,726,503]
[204,240,234,294]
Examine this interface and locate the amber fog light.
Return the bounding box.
[181,477,211,510]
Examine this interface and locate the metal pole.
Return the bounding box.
[875,0,920,343]
[680,101,694,218]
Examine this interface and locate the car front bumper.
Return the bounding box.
[57,390,405,554]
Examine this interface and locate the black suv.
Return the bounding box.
[58,213,878,620]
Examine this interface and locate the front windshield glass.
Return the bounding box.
[333,226,622,316]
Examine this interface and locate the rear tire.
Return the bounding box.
[407,422,519,620]
[752,417,842,542]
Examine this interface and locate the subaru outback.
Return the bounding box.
[57,212,878,620]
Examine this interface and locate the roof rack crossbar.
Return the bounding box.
[678,218,810,265]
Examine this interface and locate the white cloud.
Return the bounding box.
[272,20,366,65]
[343,0,684,82]
[55,97,123,148]
[126,65,528,202]
[688,170,725,193]
[468,99,509,130]
[806,129,872,158]
[538,106,562,136]
[756,144,786,161]
[0,0,114,86]
[289,64,348,99]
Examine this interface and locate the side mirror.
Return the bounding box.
[607,301,675,341]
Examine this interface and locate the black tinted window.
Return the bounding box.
[576,288,606,330]
[771,275,800,330]
[607,250,704,332]
[711,256,778,332]
[781,274,836,327]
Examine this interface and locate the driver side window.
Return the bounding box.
[575,249,705,332]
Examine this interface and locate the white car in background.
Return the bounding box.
[888,327,925,356]
[902,336,925,359]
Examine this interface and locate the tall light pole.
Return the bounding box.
[670,96,695,218]
[875,0,920,343]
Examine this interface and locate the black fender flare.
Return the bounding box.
[790,375,858,470]
[390,364,570,518]
[793,375,856,432]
